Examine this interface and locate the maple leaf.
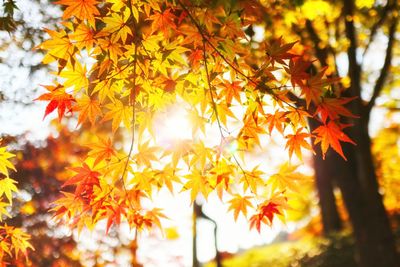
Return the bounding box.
[285,128,314,160]
[86,137,117,166]
[220,13,245,38]
[39,29,74,64]
[190,141,213,170]
[134,141,159,167]
[148,8,177,36]
[249,202,281,232]
[264,111,287,134]
[228,194,254,221]
[249,193,288,232]
[153,165,181,193]
[219,80,243,106]
[144,208,168,230]
[317,97,358,123]
[129,169,155,195]
[286,108,311,128]
[102,99,132,132]
[163,139,194,168]
[313,121,356,160]
[59,61,88,92]
[284,58,313,87]
[96,37,124,63]
[0,147,16,177]
[0,178,18,204]
[104,201,126,234]
[70,23,95,50]
[56,0,100,26]
[36,84,75,121]
[188,49,203,70]
[240,166,265,194]
[265,37,297,66]
[0,202,11,220]
[238,110,266,147]
[63,163,100,198]
[100,9,132,43]
[188,109,207,137]
[182,171,211,203]
[268,163,310,193]
[2,225,34,258]
[75,95,102,125]
[215,103,237,126]
[299,67,339,107]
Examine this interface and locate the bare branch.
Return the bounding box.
[366,14,399,115]
[362,0,395,59]
[342,0,362,100]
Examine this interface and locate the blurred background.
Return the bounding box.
[0,0,399,266]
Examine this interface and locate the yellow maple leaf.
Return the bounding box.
[0,202,11,221]
[0,178,18,204]
[134,141,159,167]
[38,28,74,64]
[268,163,310,193]
[182,171,211,203]
[0,147,15,177]
[103,99,132,132]
[60,61,88,92]
[100,9,132,43]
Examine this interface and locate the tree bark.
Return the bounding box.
[309,119,342,234]
[350,117,398,267]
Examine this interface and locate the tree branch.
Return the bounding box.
[305,20,328,65]
[366,14,399,115]
[343,0,362,100]
[362,0,395,59]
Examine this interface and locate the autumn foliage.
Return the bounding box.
[33,0,357,238]
[0,146,33,265]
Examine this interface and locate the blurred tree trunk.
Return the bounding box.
[130,233,142,267]
[309,120,342,234]
[289,1,399,266]
[193,202,222,267]
[192,204,200,267]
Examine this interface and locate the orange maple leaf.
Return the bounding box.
[86,137,117,166]
[264,111,287,134]
[316,97,357,123]
[56,0,100,26]
[228,194,254,221]
[313,121,356,160]
[266,37,297,66]
[299,67,340,107]
[148,8,177,36]
[285,128,314,160]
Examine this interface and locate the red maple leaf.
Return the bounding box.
[63,163,100,199]
[35,84,75,121]
[284,58,313,88]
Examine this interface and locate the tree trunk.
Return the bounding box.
[309,119,343,234]
[325,116,398,267]
[192,204,200,267]
[351,117,398,267]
